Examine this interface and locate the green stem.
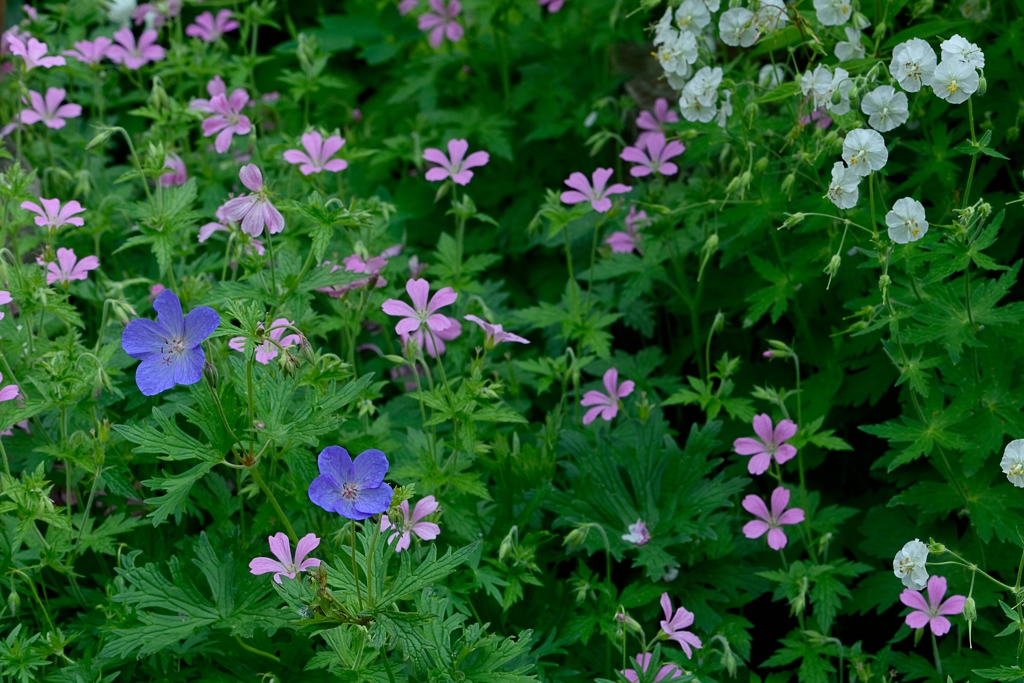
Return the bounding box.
[234,635,280,663]
[563,227,578,317]
[931,630,943,677]
[380,646,398,683]
[868,173,877,237]
[248,464,297,544]
[0,437,8,477]
[266,229,278,299]
[246,357,255,457]
[963,99,978,209]
[352,520,364,610]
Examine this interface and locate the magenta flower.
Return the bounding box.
[620,133,685,177]
[0,291,11,321]
[185,10,239,42]
[733,413,798,476]
[132,0,182,28]
[381,278,458,336]
[43,248,99,285]
[21,197,85,232]
[248,532,321,584]
[606,206,650,254]
[9,36,65,70]
[423,139,489,186]
[560,168,631,213]
[283,132,348,175]
[622,653,682,683]
[222,165,284,237]
[580,367,634,425]
[900,576,966,636]
[539,0,566,11]
[317,253,389,297]
[160,153,187,187]
[107,28,165,70]
[189,76,226,113]
[419,0,463,48]
[63,37,113,65]
[201,89,252,153]
[464,315,529,349]
[399,0,420,14]
[0,373,19,403]
[229,318,301,365]
[402,316,462,358]
[18,88,82,130]
[621,519,650,545]
[742,487,805,551]
[800,105,832,130]
[381,495,441,552]
[636,98,679,148]
[659,593,702,658]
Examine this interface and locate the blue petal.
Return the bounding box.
[153,289,184,338]
[184,306,220,348]
[135,356,177,396]
[335,496,368,520]
[352,449,389,489]
[354,482,393,517]
[173,347,205,386]
[318,446,353,481]
[308,473,343,513]
[122,318,169,359]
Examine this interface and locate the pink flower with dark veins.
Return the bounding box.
[221,165,284,236]
[200,88,252,153]
[560,168,631,213]
[63,37,113,65]
[381,495,441,552]
[733,413,798,475]
[107,28,165,70]
[18,88,82,129]
[21,197,85,232]
[419,0,463,48]
[283,132,348,175]
[742,487,805,550]
[636,98,679,148]
[381,278,457,336]
[423,139,489,186]
[606,206,650,254]
[160,153,187,187]
[402,316,461,358]
[42,248,99,285]
[580,367,634,425]
[620,133,685,177]
[464,315,529,349]
[658,593,702,658]
[186,10,239,42]
[8,36,65,70]
[249,532,321,584]
[189,76,226,113]
[900,575,966,636]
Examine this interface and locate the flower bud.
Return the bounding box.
[712,311,726,334]
[614,609,644,636]
[977,74,987,96]
[753,156,769,174]
[878,273,891,294]
[298,335,316,365]
[781,212,805,229]
[203,359,218,389]
[97,418,111,443]
[385,354,407,364]
[823,254,841,278]
[637,391,651,423]
[498,526,518,562]
[701,233,719,257]
[926,539,946,554]
[831,88,844,106]
[278,350,300,377]
[781,173,796,195]
[86,126,115,150]
[963,596,976,621]
[7,586,18,615]
[563,525,590,549]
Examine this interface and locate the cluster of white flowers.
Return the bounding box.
[653,0,714,89]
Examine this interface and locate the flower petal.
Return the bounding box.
[741,494,770,521]
[352,449,390,488]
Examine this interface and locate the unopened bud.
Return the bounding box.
[781,212,805,229]
[97,418,111,443]
[781,173,796,195]
[278,350,300,377]
[712,311,726,334]
[614,609,644,636]
[637,391,651,423]
[498,526,518,562]
[926,539,946,554]
[852,11,870,29]
[753,156,769,174]
[203,360,219,389]
[563,526,589,549]
[831,88,844,106]
[701,233,719,256]
[977,75,987,96]
[878,273,891,293]
[848,86,860,102]
[823,254,841,277]
[298,335,316,365]
[7,587,18,615]
[720,641,738,676]
[963,596,976,621]
[86,126,115,150]
[385,355,407,364]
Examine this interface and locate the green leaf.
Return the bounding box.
[377,543,479,605]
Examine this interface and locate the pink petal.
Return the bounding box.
[56,247,78,274]
[423,147,450,167]
[382,299,418,319]
[900,589,930,611]
[563,171,593,196]
[769,487,791,518]
[773,419,798,443]
[238,164,263,192]
[0,385,19,402]
[929,616,951,636]
[767,528,788,550]
[776,508,804,525]
[582,405,604,425]
[746,452,772,475]
[591,168,614,197]
[267,532,292,566]
[293,533,321,565]
[602,368,619,396]
[560,190,589,205]
[741,494,770,521]
[425,167,451,182]
[620,146,650,165]
[283,149,313,167]
[406,278,430,311]
[617,380,635,398]
[752,413,775,443]
[412,521,440,540]
[410,495,439,522]
[774,443,797,465]
[323,159,348,173]
[742,519,769,539]
[462,150,489,169]
[733,438,766,455]
[44,87,67,113]
[395,317,421,336]
[320,135,345,160]
[446,139,469,167]
[904,610,930,629]
[426,286,457,313]
[660,593,673,622]
[300,131,324,160]
[580,390,610,407]
[249,557,288,576]
[937,595,966,616]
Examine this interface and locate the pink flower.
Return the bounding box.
[248,532,321,584]
[419,0,463,48]
[381,495,441,552]
[620,133,685,177]
[636,98,679,148]
[464,314,529,349]
[222,165,284,237]
[185,10,239,42]
[18,88,82,129]
[742,487,805,551]
[560,168,631,213]
[132,0,182,28]
[800,105,832,130]
[9,36,65,70]
[621,519,650,545]
[539,0,566,11]
[606,206,650,254]
[189,76,226,113]
[622,653,682,683]
[283,132,348,175]
[381,278,458,336]
[201,88,252,153]
[107,28,165,70]
[351,108,363,122]
[149,283,165,302]
[900,576,966,636]
[733,414,798,476]
[63,37,113,65]
[43,247,99,285]
[0,291,11,321]
[21,197,85,232]
[159,153,187,187]
[580,367,634,425]
[399,0,420,14]
[317,253,390,297]
[229,318,301,365]
[402,316,461,358]
[659,593,702,658]
[0,373,19,403]
[423,139,489,186]
[197,212,265,257]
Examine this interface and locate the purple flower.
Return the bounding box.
[423,139,489,186]
[560,168,631,213]
[900,576,966,636]
[121,289,221,396]
[401,316,461,358]
[539,0,566,11]
[733,413,798,475]
[107,28,165,70]
[308,446,394,520]
[63,37,113,65]
[464,315,529,349]
[283,132,348,175]
[800,105,832,130]
[221,165,284,237]
[0,372,18,403]
[159,153,187,187]
[659,593,702,658]
[249,533,321,584]
[317,253,390,297]
[419,0,463,48]
[185,10,239,42]
[381,278,458,336]
[622,653,682,683]
[201,88,252,153]
[741,487,805,551]
[8,36,65,70]
[0,291,11,321]
[621,519,650,545]
[399,0,420,14]
[228,318,301,365]
[20,197,85,232]
[381,495,440,551]
[189,76,226,113]
[580,367,634,425]
[18,88,82,129]
[636,98,679,148]
[43,247,98,285]
[620,133,685,177]
[606,206,649,254]
[132,0,182,28]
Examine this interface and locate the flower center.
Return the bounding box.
[161,336,187,360]
[1011,463,1024,477]
[947,79,960,94]
[897,556,914,575]
[341,481,359,500]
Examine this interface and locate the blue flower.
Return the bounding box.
[121,289,220,396]
[308,446,393,520]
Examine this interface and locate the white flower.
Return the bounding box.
[801,65,833,109]
[675,0,711,34]
[842,128,887,176]
[759,64,785,88]
[893,539,929,591]
[622,519,650,545]
[861,85,909,132]
[825,67,853,115]
[813,0,852,25]
[940,34,985,69]
[757,0,789,33]
[656,29,699,78]
[885,197,928,243]
[717,89,733,128]
[679,67,722,123]
[702,0,722,11]
[666,72,690,91]
[654,8,676,46]
[890,38,937,93]
[931,59,979,105]
[835,27,864,62]
[1001,440,1024,488]
[106,0,138,24]
[826,162,859,209]
[719,8,759,47]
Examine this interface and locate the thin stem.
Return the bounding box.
[380,646,398,683]
[248,464,298,544]
[563,227,578,316]
[868,173,877,237]
[234,635,280,663]
[266,229,278,299]
[246,357,256,457]
[963,99,978,209]
[0,437,8,477]
[352,520,364,610]
[931,630,943,677]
